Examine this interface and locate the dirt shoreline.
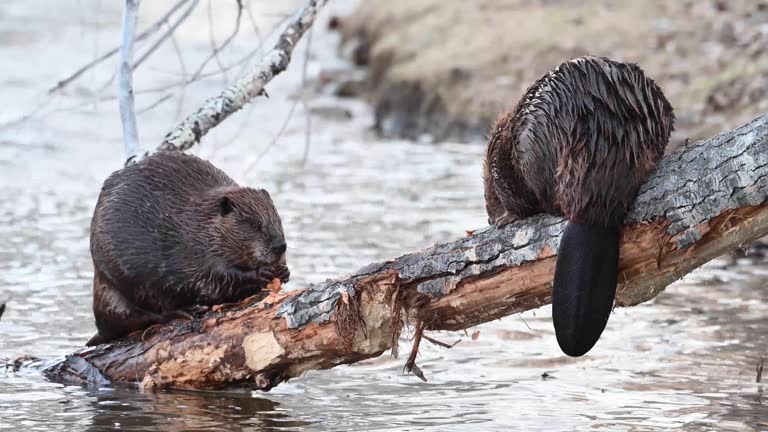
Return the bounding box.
[335,0,768,149]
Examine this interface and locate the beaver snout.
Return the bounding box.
[270,241,287,256]
[267,241,287,265]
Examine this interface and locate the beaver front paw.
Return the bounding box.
[179,304,210,316]
[493,212,518,227]
[156,308,201,322]
[274,263,290,283]
[241,267,278,290]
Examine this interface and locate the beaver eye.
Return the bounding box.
[249,221,262,231]
[219,197,234,216]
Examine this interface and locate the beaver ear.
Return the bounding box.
[259,189,271,199]
[219,196,234,216]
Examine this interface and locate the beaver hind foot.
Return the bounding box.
[86,305,207,347]
[552,222,619,357]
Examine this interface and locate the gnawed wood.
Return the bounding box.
[39,114,768,390]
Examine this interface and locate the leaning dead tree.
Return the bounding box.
[40,113,768,390]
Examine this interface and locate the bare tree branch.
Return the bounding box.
[198,0,244,83]
[300,27,313,166]
[134,38,267,96]
[206,0,228,81]
[245,25,312,171]
[125,13,288,99]
[39,114,768,390]
[136,92,174,115]
[159,0,328,152]
[166,24,188,120]
[48,0,194,94]
[132,0,200,70]
[244,0,265,51]
[0,99,53,130]
[118,0,143,161]
[245,98,299,171]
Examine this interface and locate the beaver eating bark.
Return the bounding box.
[87,151,290,346]
[483,56,674,357]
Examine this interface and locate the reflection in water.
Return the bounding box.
[1,0,768,431]
[86,387,310,432]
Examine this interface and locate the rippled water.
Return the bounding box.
[1,1,768,431]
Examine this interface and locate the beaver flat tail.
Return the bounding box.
[552,221,619,357]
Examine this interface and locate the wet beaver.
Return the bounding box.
[86,151,290,346]
[484,56,674,357]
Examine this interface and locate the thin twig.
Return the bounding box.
[208,102,258,162]
[422,334,461,349]
[518,313,532,330]
[245,98,299,171]
[237,0,280,79]
[244,0,264,46]
[95,69,119,98]
[0,99,54,130]
[86,41,263,103]
[48,0,193,94]
[134,22,278,96]
[133,0,200,69]
[129,13,287,98]
[238,14,309,171]
[136,93,174,115]
[199,0,243,83]
[167,25,188,121]
[118,0,143,162]
[300,27,313,166]
[404,321,428,382]
[45,0,189,118]
[206,0,228,82]
[160,0,329,152]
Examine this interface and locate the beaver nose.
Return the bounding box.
[271,242,287,256]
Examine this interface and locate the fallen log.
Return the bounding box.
[38,113,768,390]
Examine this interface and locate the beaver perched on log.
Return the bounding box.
[484,56,674,357]
[86,151,290,346]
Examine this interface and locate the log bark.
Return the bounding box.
[37,113,768,390]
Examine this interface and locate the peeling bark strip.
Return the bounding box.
[158,0,328,152]
[41,115,768,390]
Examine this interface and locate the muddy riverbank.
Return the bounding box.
[336,0,768,148]
[2,1,768,430]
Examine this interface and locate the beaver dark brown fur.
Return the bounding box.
[86,151,289,346]
[484,56,674,357]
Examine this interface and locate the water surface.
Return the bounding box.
[1,1,767,431]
